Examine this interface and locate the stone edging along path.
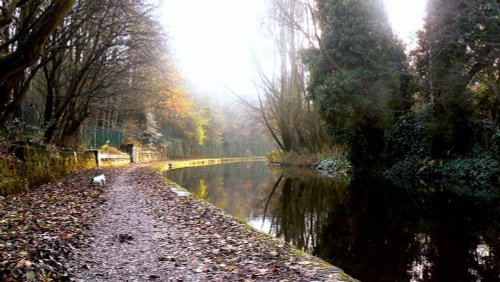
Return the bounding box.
[1,161,358,281]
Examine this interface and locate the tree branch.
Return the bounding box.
[0,0,76,81]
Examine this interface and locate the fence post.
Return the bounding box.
[94,150,100,167]
[125,144,135,163]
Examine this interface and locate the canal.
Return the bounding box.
[163,160,499,282]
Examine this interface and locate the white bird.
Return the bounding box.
[92,174,106,186]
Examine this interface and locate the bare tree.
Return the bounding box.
[0,0,169,147]
[36,0,167,145]
[0,0,76,122]
[247,0,329,153]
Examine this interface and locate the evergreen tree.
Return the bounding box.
[414,0,499,157]
[304,0,410,172]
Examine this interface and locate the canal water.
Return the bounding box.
[163,161,499,282]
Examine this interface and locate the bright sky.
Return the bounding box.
[159,0,428,100]
[384,0,428,47]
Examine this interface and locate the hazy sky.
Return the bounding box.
[159,0,428,100]
[384,0,427,47]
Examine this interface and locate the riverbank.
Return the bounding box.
[0,162,356,281]
[154,156,267,171]
[271,149,499,195]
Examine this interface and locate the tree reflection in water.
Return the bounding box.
[313,176,500,282]
[164,161,499,282]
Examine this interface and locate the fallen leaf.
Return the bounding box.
[15,259,32,269]
[26,270,36,281]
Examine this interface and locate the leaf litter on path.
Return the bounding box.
[2,163,357,281]
[0,168,114,281]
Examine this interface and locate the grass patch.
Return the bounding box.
[0,147,96,196]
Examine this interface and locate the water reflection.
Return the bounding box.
[316,176,500,282]
[164,161,499,282]
[164,162,276,221]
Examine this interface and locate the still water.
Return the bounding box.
[164,161,499,282]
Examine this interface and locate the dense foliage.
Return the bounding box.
[303,0,410,172]
[289,0,499,186]
[390,0,499,185]
[413,0,499,158]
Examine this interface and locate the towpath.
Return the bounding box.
[1,163,356,281]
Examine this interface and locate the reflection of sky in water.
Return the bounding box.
[165,161,500,282]
[475,243,490,265]
[408,235,493,282]
[409,234,432,282]
[248,216,272,234]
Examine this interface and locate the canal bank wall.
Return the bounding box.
[152,159,358,281]
[153,156,267,171]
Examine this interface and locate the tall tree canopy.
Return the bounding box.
[414,0,499,157]
[0,0,75,80]
[304,0,410,171]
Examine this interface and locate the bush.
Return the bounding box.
[385,111,431,177]
[316,155,351,180]
[0,146,96,195]
[385,111,430,163]
[99,141,125,154]
[491,130,500,159]
[419,153,499,184]
[266,148,343,167]
[266,150,283,164]
[385,111,500,192]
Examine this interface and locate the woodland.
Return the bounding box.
[0,0,272,160]
[0,0,498,280]
[252,0,499,192]
[0,0,499,189]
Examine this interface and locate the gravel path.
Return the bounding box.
[74,165,200,281]
[71,164,356,281]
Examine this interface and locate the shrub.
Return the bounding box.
[385,111,431,176]
[99,141,125,154]
[0,146,96,196]
[266,148,343,167]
